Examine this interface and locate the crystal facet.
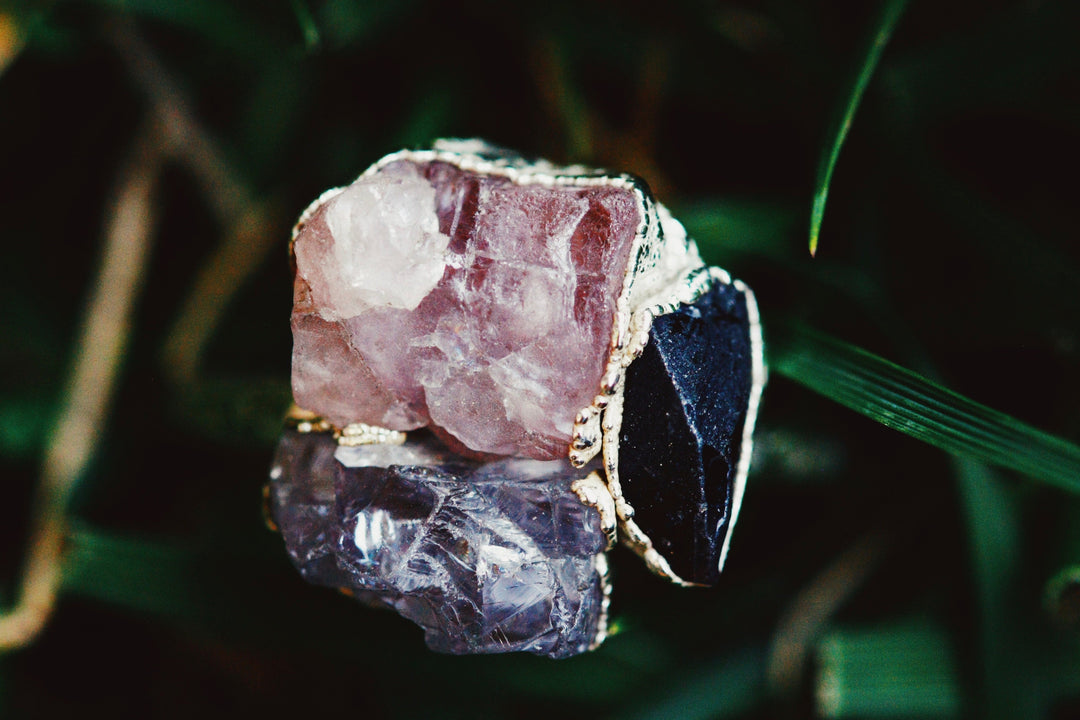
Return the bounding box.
[619,279,755,586]
[291,159,641,459]
[269,429,608,658]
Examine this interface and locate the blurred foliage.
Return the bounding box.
[808,0,907,256]
[1,0,1079,718]
[817,620,961,718]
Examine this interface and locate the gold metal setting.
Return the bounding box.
[286,405,407,447]
[571,471,618,551]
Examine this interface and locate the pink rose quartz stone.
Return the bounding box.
[291,159,641,459]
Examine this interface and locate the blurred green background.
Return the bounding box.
[1,0,1079,717]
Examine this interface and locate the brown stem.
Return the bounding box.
[765,531,887,696]
[107,19,279,385]
[0,123,163,651]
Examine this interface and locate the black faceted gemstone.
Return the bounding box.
[620,280,754,586]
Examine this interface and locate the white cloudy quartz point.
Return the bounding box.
[298,163,451,319]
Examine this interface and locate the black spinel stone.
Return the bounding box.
[620,280,754,586]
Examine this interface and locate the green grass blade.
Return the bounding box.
[289,0,320,50]
[809,0,908,256]
[772,327,1080,492]
[676,198,800,262]
[62,528,206,620]
[817,620,961,718]
[953,458,1041,719]
[616,647,765,720]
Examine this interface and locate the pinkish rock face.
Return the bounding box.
[291,157,641,459]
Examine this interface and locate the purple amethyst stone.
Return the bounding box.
[269,430,608,658]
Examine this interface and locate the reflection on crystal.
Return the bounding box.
[269,430,607,658]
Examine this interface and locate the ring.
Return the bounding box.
[268,139,765,657]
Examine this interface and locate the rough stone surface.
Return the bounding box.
[269,429,607,658]
[291,159,641,459]
[619,280,754,586]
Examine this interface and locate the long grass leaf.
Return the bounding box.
[616,647,765,720]
[809,0,908,256]
[772,327,1080,492]
[817,620,961,718]
[677,198,800,261]
[953,458,1038,719]
[62,529,206,620]
[289,0,320,50]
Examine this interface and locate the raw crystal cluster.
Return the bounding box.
[620,281,756,586]
[269,429,608,658]
[276,141,763,658]
[291,158,642,459]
